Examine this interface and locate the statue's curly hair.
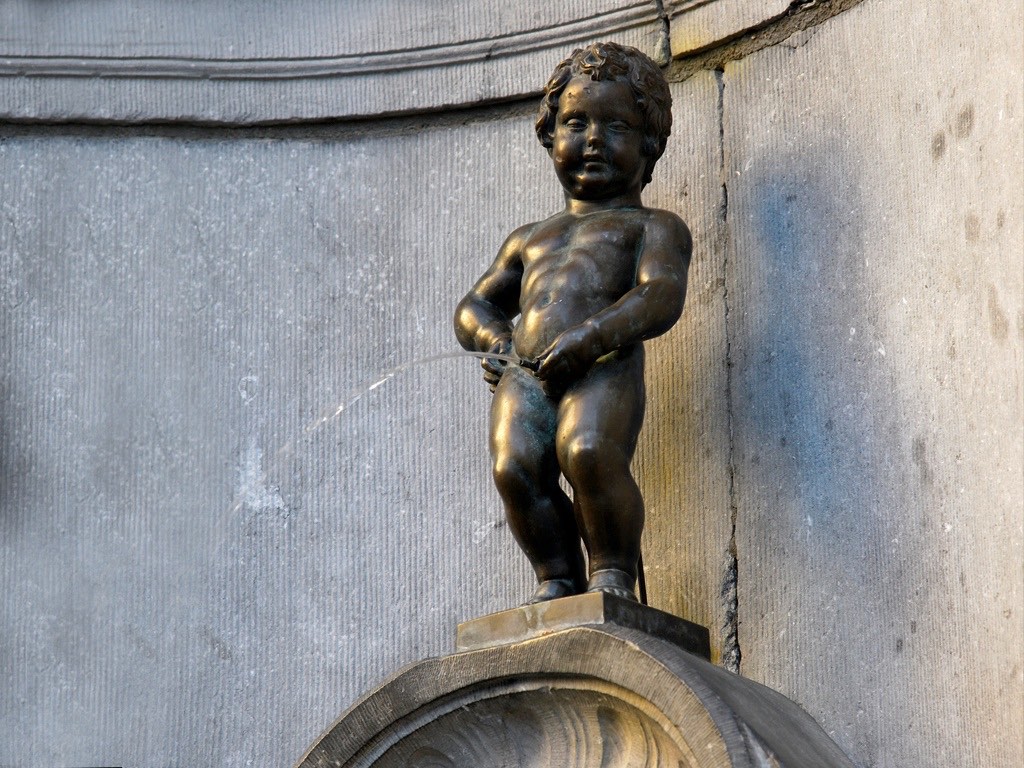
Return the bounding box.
[535,42,672,187]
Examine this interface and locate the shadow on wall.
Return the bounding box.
[732,130,915,734]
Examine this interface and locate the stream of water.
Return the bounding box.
[226,350,522,521]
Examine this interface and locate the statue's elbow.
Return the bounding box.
[453,298,479,350]
[658,279,687,329]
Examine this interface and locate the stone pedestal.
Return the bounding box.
[296,594,854,767]
[456,590,711,657]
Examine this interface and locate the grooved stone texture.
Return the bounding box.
[0,74,725,766]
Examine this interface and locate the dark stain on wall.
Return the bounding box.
[954,104,975,139]
[912,436,933,487]
[964,212,981,242]
[987,285,1010,342]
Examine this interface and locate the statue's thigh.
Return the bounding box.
[555,356,646,465]
[489,367,558,467]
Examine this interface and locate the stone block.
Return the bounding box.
[721,1,1023,765]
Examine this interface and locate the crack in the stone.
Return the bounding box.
[715,66,741,675]
[651,0,672,67]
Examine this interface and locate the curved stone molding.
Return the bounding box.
[0,0,663,124]
[364,685,694,766]
[296,599,855,767]
[0,0,796,125]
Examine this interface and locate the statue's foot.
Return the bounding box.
[527,578,577,604]
[587,568,638,602]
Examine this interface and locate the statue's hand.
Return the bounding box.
[535,323,602,387]
[481,337,513,392]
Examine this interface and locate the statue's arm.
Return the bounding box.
[453,224,529,353]
[588,210,691,350]
[535,211,691,382]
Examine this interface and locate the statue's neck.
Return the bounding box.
[564,191,644,215]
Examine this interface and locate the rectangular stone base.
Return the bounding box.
[456,592,711,659]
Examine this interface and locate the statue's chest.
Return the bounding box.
[523,220,640,290]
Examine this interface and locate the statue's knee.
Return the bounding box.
[492,455,532,499]
[561,437,621,484]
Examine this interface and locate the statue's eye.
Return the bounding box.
[609,121,633,133]
[564,118,586,131]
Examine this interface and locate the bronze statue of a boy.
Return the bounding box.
[455,42,691,604]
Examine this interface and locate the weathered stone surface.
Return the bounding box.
[722,0,1024,765]
[299,605,855,767]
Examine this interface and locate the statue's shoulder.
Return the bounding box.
[643,206,688,228]
[497,219,545,258]
[643,207,692,251]
[507,217,550,245]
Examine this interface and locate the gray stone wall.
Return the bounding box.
[722,3,1023,765]
[1,1,1020,766]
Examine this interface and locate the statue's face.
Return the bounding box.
[550,76,646,200]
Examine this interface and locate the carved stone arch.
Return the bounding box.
[296,618,854,767]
